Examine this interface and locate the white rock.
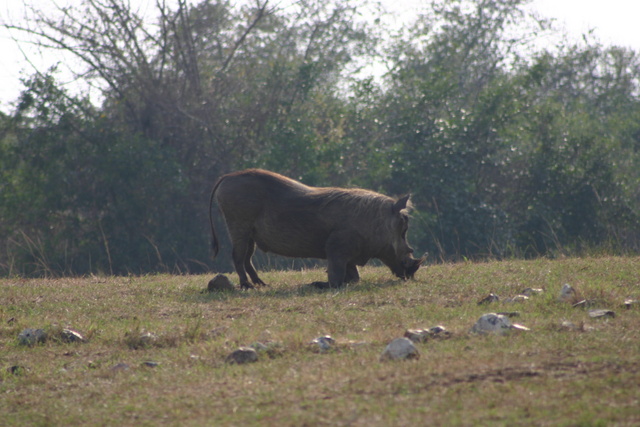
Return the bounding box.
[470,313,530,335]
[380,337,420,361]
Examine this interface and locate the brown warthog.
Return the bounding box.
[209,169,424,289]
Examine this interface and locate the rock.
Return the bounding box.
[225,347,259,364]
[141,361,160,368]
[428,325,451,339]
[404,325,451,343]
[558,320,593,332]
[380,337,420,361]
[250,341,283,358]
[588,309,615,319]
[623,299,638,309]
[496,311,520,318]
[504,295,530,303]
[559,320,578,331]
[7,365,28,375]
[477,293,500,305]
[207,274,234,292]
[404,329,430,343]
[60,328,85,343]
[111,363,131,371]
[521,288,544,296]
[309,335,335,352]
[572,299,598,309]
[470,313,530,335]
[139,332,158,346]
[18,328,47,346]
[558,283,577,302]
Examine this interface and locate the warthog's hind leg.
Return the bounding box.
[244,242,267,287]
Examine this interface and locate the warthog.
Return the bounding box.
[209,169,424,289]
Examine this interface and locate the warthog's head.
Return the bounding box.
[381,195,425,280]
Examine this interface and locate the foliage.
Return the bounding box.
[0,0,639,275]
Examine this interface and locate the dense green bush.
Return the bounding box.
[1,0,638,275]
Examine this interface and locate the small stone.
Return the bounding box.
[521,288,544,296]
[404,326,451,343]
[404,329,430,343]
[7,365,27,375]
[60,328,85,343]
[470,313,530,335]
[623,299,638,309]
[207,274,234,292]
[559,320,578,330]
[428,325,451,339]
[111,363,130,371]
[572,299,598,309]
[497,311,520,318]
[250,342,269,352]
[139,332,157,345]
[141,361,160,368]
[504,295,530,303]
[478,293,500,305]
[225,347,259,364]
[310,335,335,352]
[559,284,577,302]
[588,309,615,319]
[18,328,47,346]
[380,337,420,361]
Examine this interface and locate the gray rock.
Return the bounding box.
[504,295,530,303]
[111,363,131,371]
[427,325,451,339]
[226,347,259,364]
[559,283,577,302]
[207,274,234,292]
[521,287,544,296]
[310,335,336,352]
[380,337,420,361]
[496,311,520,318]
[623,299,638,309]
[572,299,598,309]
[18,328,47,346]
[404,325,451,343]
[477,293,500,305]
[470,313,530,335]
[588,309,615,319]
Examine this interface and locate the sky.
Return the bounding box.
[1,0,639,111]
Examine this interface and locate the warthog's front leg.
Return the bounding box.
[323,230,362,288]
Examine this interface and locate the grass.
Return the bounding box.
[1,256,639,426]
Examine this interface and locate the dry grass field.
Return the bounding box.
[1,256,639,426]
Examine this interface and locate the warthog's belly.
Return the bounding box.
[253,211,329,259]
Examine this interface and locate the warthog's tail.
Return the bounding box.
[209,176,225,259]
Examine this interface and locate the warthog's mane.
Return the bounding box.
[309,188,410,218]
[238,168,411,218]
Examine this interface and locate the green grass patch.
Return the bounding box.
[1,256,639,425]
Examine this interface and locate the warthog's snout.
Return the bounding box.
[393,255,425,280]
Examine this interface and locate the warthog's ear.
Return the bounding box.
[392,194,411,214]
